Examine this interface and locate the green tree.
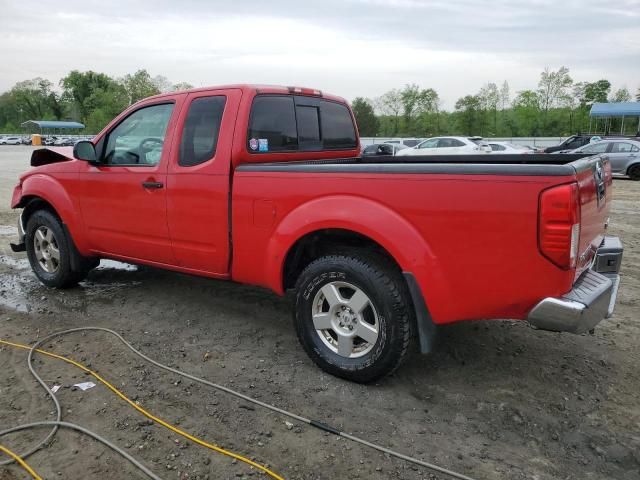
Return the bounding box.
[454,95,482,135]
[120,69,160,105]
[10,78,60,120]
[478,82,499,135]
[375,89,403,135]
[351,97,379,137]
[60,70,124,121]
[581,80,611,105]
[398,84,439,134]
[512,90,541,135]
[538,67,572,130]
[172,82,194,91]
[610,87,631,102]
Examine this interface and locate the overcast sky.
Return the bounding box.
[1,0,639,108]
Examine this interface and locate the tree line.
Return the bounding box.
[0,69,192,133]
[1,66,638,137]
[352,67,640,138]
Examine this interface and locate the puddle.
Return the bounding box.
[0,276,33,313]
[97,260,138,272]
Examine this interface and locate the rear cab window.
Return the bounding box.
[247,95,357,153]
[179,96,226,167]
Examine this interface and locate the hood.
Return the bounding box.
[31,147,75,167]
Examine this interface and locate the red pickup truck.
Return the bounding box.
[10,85,623,382]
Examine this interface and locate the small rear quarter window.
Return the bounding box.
[320,100,357,149]
[248,96,298,152]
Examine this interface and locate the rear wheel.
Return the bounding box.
[25,210,91,288]
[294,253,414,383]
[628,164,640,181]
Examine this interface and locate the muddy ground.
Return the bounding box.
[0,146,638,480]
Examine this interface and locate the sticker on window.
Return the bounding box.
[249,138,258,151]
[258,139,269,152]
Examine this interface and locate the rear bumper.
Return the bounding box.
[528,236,623,334]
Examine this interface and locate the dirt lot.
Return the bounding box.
[0,146,638,480]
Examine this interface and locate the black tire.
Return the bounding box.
[25,210,89,288]
[628,164,640,181]
[294,253,414,383]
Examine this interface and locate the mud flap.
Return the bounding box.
[403,272,437,354]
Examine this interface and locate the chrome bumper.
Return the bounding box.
[528,236,623,334]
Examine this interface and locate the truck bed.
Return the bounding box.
[232,152,609,327]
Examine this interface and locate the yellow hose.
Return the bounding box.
[0,444,43,480]
[0,339,284,480]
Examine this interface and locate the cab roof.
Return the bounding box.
[144,84,347,104]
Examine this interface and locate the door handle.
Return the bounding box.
[142,181,164,190]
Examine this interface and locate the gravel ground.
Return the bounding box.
[0,146,638,480]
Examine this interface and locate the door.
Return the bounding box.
[78,99,183,264]
[166,89,242,274]
[608,142,639,173]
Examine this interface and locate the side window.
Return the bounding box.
[179,96,226,167]
[418,138,439,149]
[248,96,298,152]
[103,103,174,166]
[320,100,357,149]
[611,142,632,153]
[363,145,377,154]
[296,105,321,143]
[490,144,506,151]
[582,142,609,154]
[632,145,640,152]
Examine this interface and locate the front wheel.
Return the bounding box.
[628,164,640,181]
[25,210,90,288]
[294,253,414,383]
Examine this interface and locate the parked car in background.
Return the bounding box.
[564,139,640,180]
[396,136,491,156]
[0,136,23,145]
[383,138,423,148]
[544,134,640,153]
[362,143,407,156]
[21,136,32,145]
[488,142,534,154]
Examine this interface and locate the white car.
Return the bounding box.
[0,136,23,145]
[488,142,534,154]
[395,136,491,156]
[383,138,424,148]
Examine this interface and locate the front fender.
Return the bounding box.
[15,174,89,253]
[263,195,453,323]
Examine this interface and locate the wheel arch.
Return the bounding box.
[626,162,640,178]
[261,195,452,329]
[16,175,89,253]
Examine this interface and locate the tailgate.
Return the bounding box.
[573,154,612,277]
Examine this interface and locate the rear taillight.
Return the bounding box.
[539,182,580,269]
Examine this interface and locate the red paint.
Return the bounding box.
[12,85,612,327]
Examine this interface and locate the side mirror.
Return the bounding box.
[73,141,97,162]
